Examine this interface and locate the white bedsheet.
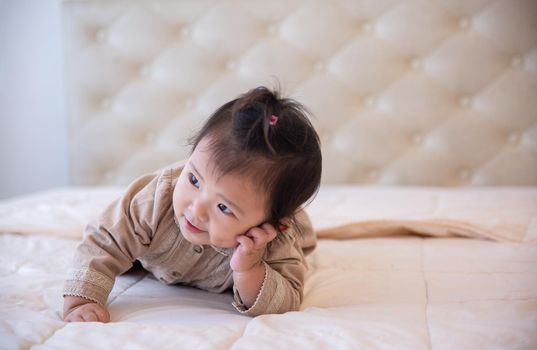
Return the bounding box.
[1,186,536,349]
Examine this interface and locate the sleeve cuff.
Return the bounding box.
[232,261,288,317]
[62,268,114,306]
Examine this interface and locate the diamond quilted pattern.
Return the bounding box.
[63,0,537,186]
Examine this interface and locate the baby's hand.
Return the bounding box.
[63,296,110,323]
[230,223,278,272]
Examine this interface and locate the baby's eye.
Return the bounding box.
[189,173,200,188]
[217,203,232,215]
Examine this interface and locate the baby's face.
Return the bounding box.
[172,138,268,248]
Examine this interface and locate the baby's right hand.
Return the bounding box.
[63,296,110,323]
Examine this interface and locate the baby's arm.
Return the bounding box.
[63,296,110,323]
[62,171,165,322]
[230,223,278,307]
[230,216,312,316]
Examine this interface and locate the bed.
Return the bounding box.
[1,0,537,349]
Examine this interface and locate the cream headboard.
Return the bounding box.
[63,0,537,186]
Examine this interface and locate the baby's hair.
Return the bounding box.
[189,86,322,233]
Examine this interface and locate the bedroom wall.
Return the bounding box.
[63,0,537,187]
[0,0,70,199]
[2,0,536,198]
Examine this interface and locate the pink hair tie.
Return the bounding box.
[269,115,279,126]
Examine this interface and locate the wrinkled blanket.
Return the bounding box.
[1,186,536,349]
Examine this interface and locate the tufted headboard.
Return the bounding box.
[63,0,537,186]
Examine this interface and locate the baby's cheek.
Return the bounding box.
[173,183,194,211]
[209,225,240,248]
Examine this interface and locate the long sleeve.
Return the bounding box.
[232,210,316,316]
[63,170,170,306]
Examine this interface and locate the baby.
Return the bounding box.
[62,86,322,321]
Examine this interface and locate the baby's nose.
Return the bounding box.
[190,199,209,222]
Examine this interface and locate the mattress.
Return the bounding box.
[1,186,536,349]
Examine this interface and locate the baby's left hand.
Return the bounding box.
[230,223,278,273]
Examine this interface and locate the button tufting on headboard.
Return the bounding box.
[63,0,537,186]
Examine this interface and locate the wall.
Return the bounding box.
[0,0,69,199]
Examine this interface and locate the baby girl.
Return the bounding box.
[63,86,322,321]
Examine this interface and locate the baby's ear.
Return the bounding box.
[278,217,292,232]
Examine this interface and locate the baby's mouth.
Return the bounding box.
[183,216,205,234]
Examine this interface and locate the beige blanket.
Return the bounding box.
[309,186,537,244]
[1,186,536,349]
[1,186,535,244]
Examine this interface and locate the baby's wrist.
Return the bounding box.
[64,295,95,307]
[232,260,264,275]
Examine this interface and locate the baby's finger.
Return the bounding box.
[236,235,254,251]
[243,227,268,247]
[97,309,110,323]
[82,311,98,322]
[259,224,278,243]
[66,314,84,322]
[91,306,110,323]
[251,227,276,246]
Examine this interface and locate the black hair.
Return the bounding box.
[189,86,322,233]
